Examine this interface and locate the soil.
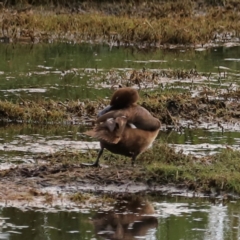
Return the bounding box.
[0,160,202,209]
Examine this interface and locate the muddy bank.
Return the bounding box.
[0,162,220,209]
[0,161,189,209]
[0,141,239,208]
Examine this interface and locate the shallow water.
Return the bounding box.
[0,43,240,239]
[0,43,239,162]
[0,43,239,101]
[0,123,240,166]
[0,196,239,240]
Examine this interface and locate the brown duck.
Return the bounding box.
[83,87,161,167]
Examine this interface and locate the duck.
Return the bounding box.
[82,87,161,167]
[93,196,158,239]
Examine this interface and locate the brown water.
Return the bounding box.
[0,43,240,239]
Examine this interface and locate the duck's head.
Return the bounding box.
[110,87,139,109]
[97,87,139,117]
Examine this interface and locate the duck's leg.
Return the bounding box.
[131,154,137,167]
[81,148,104,167]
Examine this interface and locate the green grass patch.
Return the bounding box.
[139,143,240,194]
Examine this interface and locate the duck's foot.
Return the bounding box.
[131,156,136,167]
[81,148,103,168]
[80,162,100,167]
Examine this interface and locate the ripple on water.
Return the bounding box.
[1,88,47,93]
[0,135,100,166]
[171,143,240,157]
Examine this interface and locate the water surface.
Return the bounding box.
[0,196,239,240]
[0,43,239,166]
[0,43,240,240]
[0,43,239,101]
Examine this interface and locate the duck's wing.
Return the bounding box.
[96,106,161,131]
[96,110,125,124]
[85,116,127,144]
[132,106,161,131]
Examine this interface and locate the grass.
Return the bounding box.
[0,98,104,123]
[1,0,240,46]
[0,85,239,126]
[128,143,240,194]
[36,142,240,195]
[139,143,240,194]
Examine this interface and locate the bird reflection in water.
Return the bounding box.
[92,196,158,239]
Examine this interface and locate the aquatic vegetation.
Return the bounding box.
[0,99,104,124]
[98,68,201,89]
[0,83,239,129]
[69,192,91,203]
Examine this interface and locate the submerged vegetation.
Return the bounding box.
[0,0,240,46]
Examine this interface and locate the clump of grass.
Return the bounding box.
[0,99,106,124]
[0,84,238,126]
[0,100,66,123]
[139,143,240,194]
[43,149,98,165]
[139,87,240,125]
[69,192,91,203]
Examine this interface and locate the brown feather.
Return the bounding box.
[110,87,139,108]
[86,116,127,144]
[83,87,161,166]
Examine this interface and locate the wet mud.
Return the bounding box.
[0,149,235,209]
[0,163,156,208]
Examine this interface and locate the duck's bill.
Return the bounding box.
[97,105,113,117]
